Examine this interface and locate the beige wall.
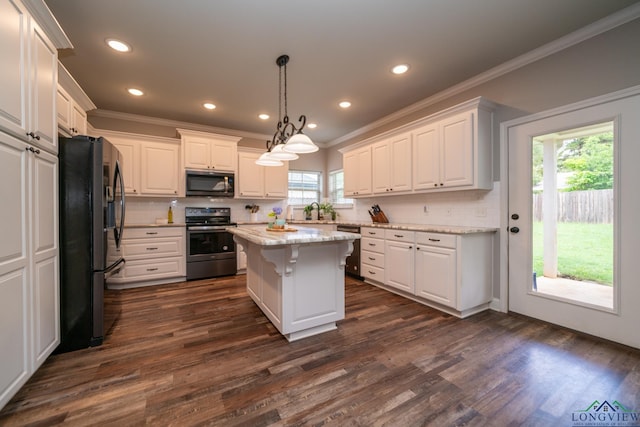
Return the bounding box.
[327,18,640,180]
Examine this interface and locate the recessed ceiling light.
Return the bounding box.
[307,123,317,129]
[203,103,216,110]
[127,88,143,96]
[392,64,409,75]
[106,38,131,53]
[339,101,351,109]
[258,114,270,120]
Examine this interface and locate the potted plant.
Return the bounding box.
[320,203,337,221]
[303,204,314,220]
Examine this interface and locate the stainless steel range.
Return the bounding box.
[185,207,237,280]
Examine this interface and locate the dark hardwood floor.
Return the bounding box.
[1,275,639,426]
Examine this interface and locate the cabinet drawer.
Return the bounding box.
[384,229,415,243]
[110,257,184,281]
[362,264,384,281]
[361,237,384,254]
[125,227,184,239]
[362,250,384,269]
[123,239,182,259]
[416,232,457,249]
[361,227,383,238]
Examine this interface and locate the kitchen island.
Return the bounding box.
[228,226,360,341]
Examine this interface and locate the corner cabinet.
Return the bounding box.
[0,0,58,154]
[101,131,182,197]
[412,100,494,192]
[361,227,494,318]
[56,63,95,138]
[237,149,289,199]
[178,128,240,172]
[56,84,87,137]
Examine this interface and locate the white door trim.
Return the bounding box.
[497,84,640,314]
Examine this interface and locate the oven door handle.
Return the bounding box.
[187,226,229,231]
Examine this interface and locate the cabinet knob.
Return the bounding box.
[440,183,444,186]
[434,183,438,187]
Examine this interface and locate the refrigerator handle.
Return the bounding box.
[114,159,126,249]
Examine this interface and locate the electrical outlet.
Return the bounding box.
[423,205,429,215]
[445,207,452,216]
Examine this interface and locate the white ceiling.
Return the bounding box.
[46,0,639,144]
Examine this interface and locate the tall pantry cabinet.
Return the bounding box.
[0,0,70,409]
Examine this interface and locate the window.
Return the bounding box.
[288,170,321,206]
[328,170,353,205]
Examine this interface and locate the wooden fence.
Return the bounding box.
[533,189,613,223]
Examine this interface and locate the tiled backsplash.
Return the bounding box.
[124,181,500,227]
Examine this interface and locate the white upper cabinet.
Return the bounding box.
[372,132,412,194]
[237,149,289,199]
[178,129,240,172]
[0,0,58,154]
[343,145,372,197]
[342,97,495,197]
[102,131,181,197]
[140,140,180,196]
[56,84,88,137]
[412,100,494,192]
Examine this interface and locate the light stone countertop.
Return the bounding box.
[228,225,361,246]
[124,223,186,228]
[235,220,497,235]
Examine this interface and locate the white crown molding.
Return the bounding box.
[90,109,273,141]
[22,0,72,49]
[327,2,640,147]
[58,63,96,112]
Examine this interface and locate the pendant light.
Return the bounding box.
[256,54,318,166]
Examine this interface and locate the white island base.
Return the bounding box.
[230,227,357,341]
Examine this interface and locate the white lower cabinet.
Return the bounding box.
[107,226,185,288]
[362,227,494,318]
[0,132,59,409]
[360,227,384,282]
[384,230,415,293]
[415,234,457,308]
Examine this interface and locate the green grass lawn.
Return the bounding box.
[532,221,613,285]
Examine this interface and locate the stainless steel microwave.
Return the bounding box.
[185,170,234,197]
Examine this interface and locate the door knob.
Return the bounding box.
[510,227,520,233]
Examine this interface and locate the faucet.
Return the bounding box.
[310,202,322,220]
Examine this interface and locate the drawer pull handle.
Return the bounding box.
[146,247,158,250]
[369,271,376,275]
[147,268,158,272]
[394,234,404,238]
[369,232,377,235]
[146,232,158,235]
[368,243,376,246]
[368,257,376,260]
[428,238,440,242]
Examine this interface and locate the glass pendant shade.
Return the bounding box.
[255,151,283,166]
[283,133,319,153]
[268,144,299,160]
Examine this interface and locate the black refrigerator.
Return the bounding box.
[57,135,126,353]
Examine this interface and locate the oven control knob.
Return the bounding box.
[223,245,229,250]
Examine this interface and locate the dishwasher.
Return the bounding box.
[337,225,361,278]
